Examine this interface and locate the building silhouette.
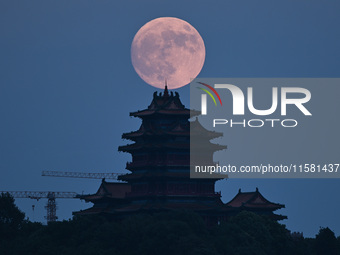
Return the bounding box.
[74,87,286,223]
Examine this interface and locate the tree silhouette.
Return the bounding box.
[0,192,25,238]
[315,227,339,255]
[0,196,339,255]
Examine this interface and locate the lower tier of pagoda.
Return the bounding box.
[74,180,287,222]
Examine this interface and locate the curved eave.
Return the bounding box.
[270,214,288,221]
[241,204,285,210]
[122,131,191,140]
[78,194,127,202]
[126,164,190,171]
[190,133,224,140]
[122,131,222,142]
[118,143,190,152]
[190,143,227,151]
[190,118,224,138]
[118,172,190,181]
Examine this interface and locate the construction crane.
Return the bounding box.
[42,171,123,180]
[0,191,78,223]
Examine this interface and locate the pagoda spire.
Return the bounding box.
[163,79,169,97]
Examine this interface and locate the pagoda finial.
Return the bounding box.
[164,79,169,97]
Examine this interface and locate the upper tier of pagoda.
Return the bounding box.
[122,117,223,142]
[129,85,199,118]
[121,86,224,145]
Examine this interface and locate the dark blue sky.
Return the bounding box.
[1,0,339,237]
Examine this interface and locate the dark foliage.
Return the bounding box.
[315,227,339,255]
[0,192,26,239]
[0,194,339,255]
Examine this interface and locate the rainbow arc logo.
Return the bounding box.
[197,82,222,115]
[197,82,222,106]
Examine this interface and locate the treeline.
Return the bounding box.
[0,193,339,255]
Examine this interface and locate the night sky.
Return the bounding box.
[1,1,340,237]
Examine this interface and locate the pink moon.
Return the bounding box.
[131,17,206,89]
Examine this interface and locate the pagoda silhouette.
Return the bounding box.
[75,86,287,223]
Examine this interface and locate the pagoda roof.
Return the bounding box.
[119,141,225,153]
[190,118,224,139]
[118,171,190,181]
[111,201,225,213]
[122,118,223,141]
[122,122,190,140]
[119,142,189,152]
[79,179,131,201]
[226,188,285,210]
[74,207,107,215]
[130,87,200,118]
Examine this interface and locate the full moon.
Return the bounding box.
[131,17,206,89]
